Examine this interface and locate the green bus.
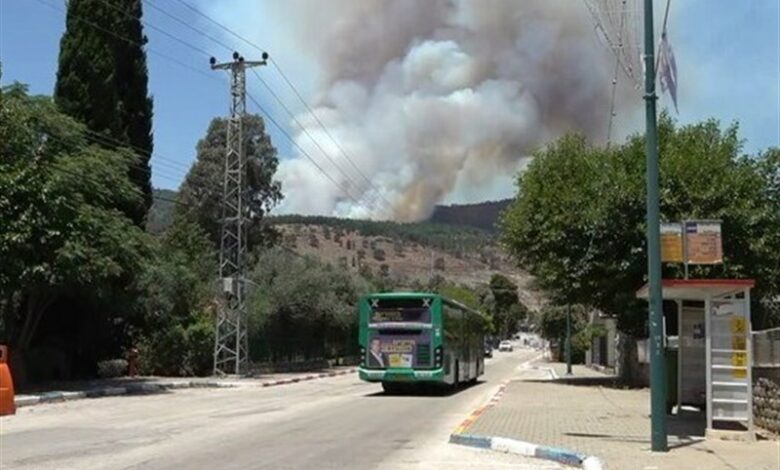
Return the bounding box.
[358,292,487,392]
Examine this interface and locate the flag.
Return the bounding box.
[658,32,678,113]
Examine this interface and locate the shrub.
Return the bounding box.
[97,359,128,378]
[184,318,215,376]
[139,324,187,376]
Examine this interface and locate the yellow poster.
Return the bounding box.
[731,351,747,366]
[388,353,412,368]
[660,223,683,263]
[730,317,746,335]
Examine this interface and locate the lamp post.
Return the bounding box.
[642,0,668,452]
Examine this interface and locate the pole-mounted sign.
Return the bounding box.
[660,220,723,278]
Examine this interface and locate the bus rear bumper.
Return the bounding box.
[358,367,445,382]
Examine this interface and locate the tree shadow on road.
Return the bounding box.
[522,375,643,390]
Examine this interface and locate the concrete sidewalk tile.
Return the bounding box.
[462,365,779,470]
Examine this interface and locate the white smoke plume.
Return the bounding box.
[256,0,627,220]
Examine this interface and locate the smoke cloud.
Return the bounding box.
[263,0,625,220]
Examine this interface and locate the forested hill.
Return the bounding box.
[267,214,493,252]
[429,199,513,231]
[148,191,513,235]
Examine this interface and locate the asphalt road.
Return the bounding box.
[0,347,558,470]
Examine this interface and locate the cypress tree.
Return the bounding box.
[54,0,153,225]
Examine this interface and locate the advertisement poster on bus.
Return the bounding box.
[367,332,429,369]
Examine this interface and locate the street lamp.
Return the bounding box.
[643,0,668,452]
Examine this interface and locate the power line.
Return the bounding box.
[41,132,227,231]
[93,0,214,58]
[249,68,387,212]
[266,61,394,208]
[33,0,220,84]
[91,0,376,210]
[169,0,394,211]
[77,126,192,172]
[40,131,183,204]
[173,0,265,53]
[144,0,235,53]
[36,0,378,214]
[78,131,189,179]
[245,90,364,207]
[606,0,628,147]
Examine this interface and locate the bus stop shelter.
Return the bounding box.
[637,279,754,439]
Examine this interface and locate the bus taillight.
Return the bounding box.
[434,346,443,367]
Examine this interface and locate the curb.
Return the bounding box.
[260,369,356,388]
[15,368,357,408]
[449,433,603,469]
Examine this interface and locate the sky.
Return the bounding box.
[1,0,778,217]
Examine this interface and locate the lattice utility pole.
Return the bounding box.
[211,51,268,376]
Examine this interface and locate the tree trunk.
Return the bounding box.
[616,333,639,385]
[18,287,55,349]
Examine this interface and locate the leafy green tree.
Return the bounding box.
[438,284,482,311]
[487,274,522,337]
[501,115,780,331]
[176,115,283,250]
[247,248,369,361]
[1,86,150,380]
[54,0,153,224]
[136,218,217,376]
[538,304,591,363]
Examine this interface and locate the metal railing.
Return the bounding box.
[753,327,780,367]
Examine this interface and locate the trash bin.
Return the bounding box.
[0,345,15,416]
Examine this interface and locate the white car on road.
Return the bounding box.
[498,340,514,352]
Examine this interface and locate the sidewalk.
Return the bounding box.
[462,361,780,469]
[14,367,357,408]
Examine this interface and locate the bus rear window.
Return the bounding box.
[369,298,432,323]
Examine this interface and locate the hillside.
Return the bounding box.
[429,199,513,231]
[149,191,514,234]
[275,220,543,310]
[147,192,543,308]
